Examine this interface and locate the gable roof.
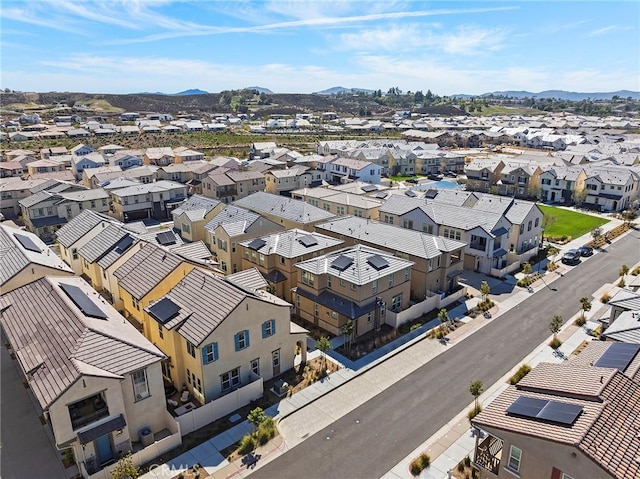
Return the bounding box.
[235,192,336,224]
[55,210,109,248]
[0,277,164,410]
[78,224,129,264]
[171,194,221,221]
[238,228,343,258]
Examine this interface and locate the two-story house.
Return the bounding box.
[72,152,107,180]
[324,157,382,184]
[293,245,414,337]
[583,166,639,212]
[538,166,587,204]
[142,268,306,406]
[238,229,344,302]
[171,195,224,243]
[497,161,543,198]
[144,147,175,166]
[316,216,466,301]
[0,177,49,218]
[109,180,187,222]
[173,147,205,163]
[107,150,144,170]
[264,166,315,196]
[291,187,384,220]
[0,277,173,478]
[464,159,505,193]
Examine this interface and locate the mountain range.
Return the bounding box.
[456,90,640,101]
[313,86,376,95]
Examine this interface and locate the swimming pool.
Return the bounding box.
[414,180,462,191]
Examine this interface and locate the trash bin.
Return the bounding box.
[139,427,154,447]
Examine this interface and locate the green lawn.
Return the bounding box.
[539,205,609,240]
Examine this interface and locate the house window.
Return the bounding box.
[561,474,574,479]
[391,294,402,312]
[234,330,250,351]
[244,247,249,259]
[132,297,140,311]
[404,268,410,281]
[280,256,286,265]
[527,221,532,232]
[296,295,300,308]
[388,274,394,288]
[251,250,257,262]
[331,311,338,319]
[262,319,276,338]
[182,223,190,233]
[221,367,240,392]
[217,239,227,251]
[72,248,78,260]
[158,323,164,340]
[301,270,315,287]
[259,253,265,266]
[132,368,150,401]
[535,217,539,227]
[350,282,356,291]
[250,358,260,376]
[423,224,433,234]
[186,340,196,358]
[337,206,345,215]
[507,445,522,472]
[202,342,219,364]
[196,377,202,393]
[372,279,378,294]
[367,311,372,324]
[314,303,319,317]
[221,261,227,272]
[272,349,280,370]
[519,224,524,235]
[187,368,191,384]
[327,275,332,288]
[402,219,413,229]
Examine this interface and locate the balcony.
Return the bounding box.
[469,241,487,252]
[69,393,109,430]
[473,434,503,477]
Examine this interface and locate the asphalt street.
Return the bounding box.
[250,233,640,479]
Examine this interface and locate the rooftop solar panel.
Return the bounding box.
[405,190,417,197]
[156,231,177,246]
[424,189,438,199]
[367,254,389,271]
[148,297,180,323]
[537,401,583,425]
[14,233,42,253]
[361,184,377,192]
[298,235,318,248]
[248,238,266,251]
[331,255,353,271]
[506,396,548,418]
[59,283,108,319]
[114,234,134,254]
[375,192,388,199]
[594,343,640,371]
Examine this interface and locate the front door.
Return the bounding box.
[272,349,281,376]
[95,434,113,465]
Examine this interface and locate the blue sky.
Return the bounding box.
[2,1,639,95]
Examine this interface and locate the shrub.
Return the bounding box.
[410,323,422,332]
[457,461,465,473]
[632,266,640,276]
[410,453,431,476]
[509,364,532,385]
[601,292,611,303]
[464,456,472,467]
[257,428,271,445]
[549,337,562,349]
[467,404,482,421]
[238,434,256,455]
[574,316,586,326]
[547,261,559,272]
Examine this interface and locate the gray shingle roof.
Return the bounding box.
[226,267,269,292]
[204,205,262,236]
[55,210,107,248]
[114,243,183,299]
[18,190,53,208]
[238,229,343,259]
[235,192,336,224]
[171,194,221,221]
[0,277,163,410]
[78,224,129,264]
[317,216,465,258]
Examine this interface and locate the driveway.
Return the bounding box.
[458,269,517,297]
[1,336,67,479]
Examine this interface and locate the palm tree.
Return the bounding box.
[316,336,332,373]
[480,281,491,303]
[340,321,355,354]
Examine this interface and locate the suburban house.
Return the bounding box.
[0,276,175,478]
[234,191,337,232]
[538,167,587,204]
[157,161,210,184]
[72,153,107,180]
[465,159,506,193]
[582,166,639,212]
[0,160,25,178]
[264,166,317,196]
[238,228,344,302]
[201,169,266,203]
[379,195,513,275]
[107,150,144,170]
[472,357,640,479]
[0,224,74,293]
[323,157,382,184]
[316,216,466,302]
[171,194,224,243]
[26,159,67,176]
[173,147,204,163]
[141,268,307,406]
[599,288,640,341]
[56,188,111,218]
[204,204,285,274]
[0,177,49,218]
[249,141,278,159]
[290,187,384,220]
[108,180,187,223]
[293,244,414,337]
[144,147,175,166]
[496,161,543,198]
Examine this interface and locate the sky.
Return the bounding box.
[1,0,639,95]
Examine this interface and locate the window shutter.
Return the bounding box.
[271,319,276,335]
[202,346,209,365]
[234,333,240,351]
[245,330,250,348]
[262,322,267,339]
[213,342,219,361]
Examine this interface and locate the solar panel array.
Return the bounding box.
[361,184,377,193]
[298,235,318,248]
[156,231,177,246]
[14,233,42,253]
[114,234,134,254]
[331,255,353,271]
[507,396,583,426]
[405,190,417,197]
[367,254,389,271]
[148,297,181,323]
[59,283,108,319]
[248,238,266,250]
[594,343,640,371]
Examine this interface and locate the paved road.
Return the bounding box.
[251,233,640,479]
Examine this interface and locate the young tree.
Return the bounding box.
[247,407,267,437]
[620,264,630,277]
[340,320,355,353]
[591,226,603,242]
[316,336,332,371]
[541,213,556,247]
[522,262,532,276]
[110,453,139,479]
[580,297,592,319]
[469,380,483,411]
[438,308,449,325]
[549,315,563,339]
[480,281,491,303]
[621,209,638,225]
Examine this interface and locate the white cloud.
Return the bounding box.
[588,25,623,36]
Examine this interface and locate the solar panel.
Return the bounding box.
[507,396,583,426]
[59,283,108,319]
[405,190,417,197]
[361,184,377,192]
[537,401,583,425]
[331,255,353,271]
[248,238,266,250]
[594,343,640,371]
[375,192,388,199]
[148,298,180,323]
[506,396,548,418]
[14,233,41,253]
[298,235,318,248]
[114,234,134,254]
[367,254,389,271]
[156,231,176,246]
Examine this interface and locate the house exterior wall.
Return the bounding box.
[1,263,75,294]
[59,223,109,275]
[102,242,145,312]
[509,207,543,256]
[120,363,166,442]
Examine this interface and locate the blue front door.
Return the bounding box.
[95,434,113,464]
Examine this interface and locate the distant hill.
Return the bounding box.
[472,90,640,101]
[173,89,208,96]
[314,86,375,95]
[245,86,273,94]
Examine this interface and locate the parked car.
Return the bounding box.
[561,249,581,265]
[428,173,443,181]
[445,171,457,177]
[578,245,594,257]
[406,177,419,184]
